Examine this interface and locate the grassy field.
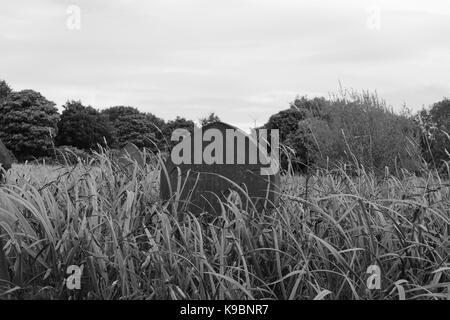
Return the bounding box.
[0,151,450,300]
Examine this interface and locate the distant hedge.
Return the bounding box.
[265,90,423,175]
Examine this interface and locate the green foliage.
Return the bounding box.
[163,116,196,149]
[200,112,221,126]
[264,101,304,141]
[102,106,166,152]
[284,118,333,170]
[145,113,167,151]
[415,99,450,169]
[264,96,330,171]
[0,80,12,101]
[0,76,443,176]
[112,113,160,150]
[312,90,421,174]
[55,101,114,151]
[265,91,421,175]
[101,105,140,122]
[0,89,59,161]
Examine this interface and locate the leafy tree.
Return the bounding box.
[200,112,221,126]
[290,96,329,118]
[264,92,420,174]
[264,107,308,142]
[55,101,114,150]
[0,80,12,101]
[284,118,334,172]
[0,89,59,160]
[263,96,329,171]
[102,106,166,151]
[163,116,196,149]
[264,96,328,142]
[101,106,140,123]
[301,91,421,174]
[417,98,450,167]
[112,113,161,150]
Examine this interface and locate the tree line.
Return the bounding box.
[263,89,450,174]
[0,79,449,174]
[0,80,213,161]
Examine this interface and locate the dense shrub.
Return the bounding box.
[0,89,59,161]
[55,101,115,151]
[200,112,221,126]
[415,98,450,170]
[264,97,328,141]
[102,106,166,152]
[163,116,196,150]
[0,80,12,101]
[311,90,422,174]
[264,96,330,171]
[284,117,335,171]
[265,91,422,175]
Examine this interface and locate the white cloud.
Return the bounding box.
[1,0,449,129]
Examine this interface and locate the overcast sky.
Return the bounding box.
[1,0,449,130]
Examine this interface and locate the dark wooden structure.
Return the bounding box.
[160,122,280,214]
[116,142,145,172]
[0,139,12,181]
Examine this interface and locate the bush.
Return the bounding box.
[0,90,59,161]
[264,96,330,172]
[315,90,422,174]
[265,90,422,175]
[55,101,114,151]
[102,106,166,152]
[415,98,450,171]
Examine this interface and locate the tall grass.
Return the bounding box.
[0,149,449,300]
